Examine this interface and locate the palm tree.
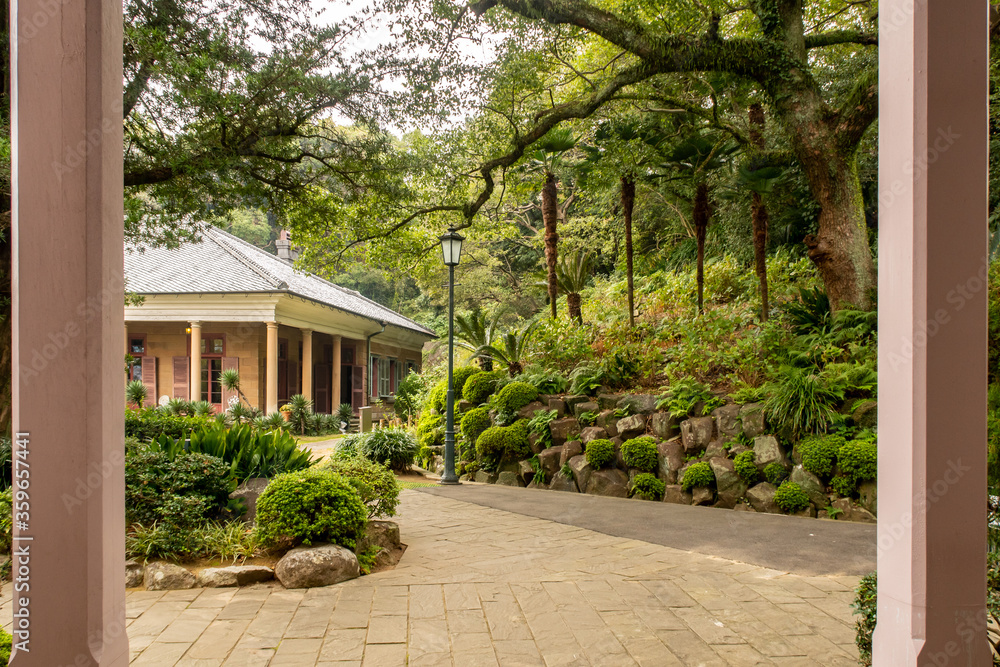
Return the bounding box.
[556,250,593,324]
[454,309,504,371]
[620,176,637,326]
[476,321,539,377]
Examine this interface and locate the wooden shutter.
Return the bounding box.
[141,356,158,407]
[172,356,189,401]
[352,365,365,410]
[221,357,238,408]
[288,360,298,397]
[314,364,330,414]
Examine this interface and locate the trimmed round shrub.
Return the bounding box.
[620,437,658,472]
[774,482,810,513]
[460,407,491,447]
[585,439,615,469]
[255,469,368,549]
[475,421,531,463]
[831,474,857,497]
[453,366,484,400]
[631,473,665,501]
[320,457,400,519]
[493,382,539,415]
[464,371,502,405]
[354,428,418,471]
[797,434,846,479]
[125,451,234,528]
[416,411,444,449]
[733,450,760,485]
[427,380,448,413]
[764,462,789,485]
[681,462,715,491]
[838,439,877,482]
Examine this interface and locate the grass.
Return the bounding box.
[294,433,345,444]
[397,481,438,489]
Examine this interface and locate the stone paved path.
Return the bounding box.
[3,490,863,665]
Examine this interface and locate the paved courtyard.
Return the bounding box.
[3,489,865,665]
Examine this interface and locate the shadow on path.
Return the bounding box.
[418,484,876,577]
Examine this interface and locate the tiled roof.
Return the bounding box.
[125,226,436,337]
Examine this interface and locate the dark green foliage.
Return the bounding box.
[393,373,425,420]
[578,411,597,427]
[852,572,877,667]
[733,451,760,485]
[475,421,531,464]
[125,408,211,442]
[464,371,504,405]
[568,364,605,395]
[831,474,856,497]
[585,439,615,469]
[838,439,877,483]
[516,368,569,394]
[125,451,235,528]
[797,434,846,479]
[764,462,789,485]
[656,378,725,418]
[416,411,444,448]
[762,366,844,437]
[784,287,832,335]
[453,366,484,400]
[560,463,573,477]
[428,380,448,413]
[630,473,665,501]
[620,437,658,472]
[320,457,400,519]
[527,409,558,448]
[461,407,492,448]
[255,469,368,549]
[348,428,418,471]
[773,482,809,513]
[681,462,715,491]
[493,382,539,424]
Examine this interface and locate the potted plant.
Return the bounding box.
[279,404,293,421]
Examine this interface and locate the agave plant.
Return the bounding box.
[287,394,313,435]
[161,398,193,416]
[475,321,539,377]
[125,379,147,408]
[191,400,214,417]
[264,412,287,431]
[220,368,250,407]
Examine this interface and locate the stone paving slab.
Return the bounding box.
[0,490,862,665]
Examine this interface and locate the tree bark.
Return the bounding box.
[749,103,770,321]
[567,292,582,324]
[693,182,710,314]
[542,171,559,318]
[621,176,636,326]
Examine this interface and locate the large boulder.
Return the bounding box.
[474,470,498,484]
[657,440,685,485]
[198,566,274,588]
[145,562,197,591]
[564,395,592,411]
[496,471,525,487]
[691,487,714,506]
[852,400,877,429]
[831,498,877,523]
[538,446,562,476]
[230,477,270,523]
[858,481,877,515]
[753,435,785,467]
[585,469,629,498]
[650,413,679,440]
[567,455,593,493]
[573,401,600,419]
[616,394,658,415]
[663,485,693,505]
[518,401,548,420]
[549,418,580,446]
[549,469,579,493]
[125,560,144,588]
[616,414,647,440]
[739,404,766,437]
[518,459,536,485]
[709,457,746,497]
[680,417,715,453]
[789,465,829,510]
[548,398,568,417]
[560,440,583,466]
[595,410,619,436]
[711,404,743,437]
[747,483,781,514]
[580,426,609,444]
[704,440,727,459]
[358,521,401,554]
[275,544,360,589]
[528,433,546,455]
[598,394,623,410]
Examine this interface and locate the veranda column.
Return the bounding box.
[332,335,343,412]
[10,0,128,658]
[190,321,202,402]
[877,0,989,661]
[302,329,313,402]
[266,322,279,414]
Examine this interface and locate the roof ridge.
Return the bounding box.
[306,269,434,332]
[203,227,284,289]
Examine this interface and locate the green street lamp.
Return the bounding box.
[439,227,464,485]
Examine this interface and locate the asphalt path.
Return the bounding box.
[417,483,876,577]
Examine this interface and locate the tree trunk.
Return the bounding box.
[693,182,710,314]
[748,103,770,322]
[481,356,493,372]
[567,292,582,324]
[542,171,559,319]
[621,176,636,326]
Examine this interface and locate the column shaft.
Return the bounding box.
[302,330,313,402]
[190,321,202,403]
[266,322,279,414]
[876,0,989,661]
[332,335,343,412]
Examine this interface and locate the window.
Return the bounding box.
[396,359,403,389]
[199,334,225,404]
[406,361,418,376]
[128,335,145,382]
[379,357,391,396]
[200,336,224,356]
[370,355,379,398]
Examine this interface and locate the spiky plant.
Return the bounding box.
[555,250,593,324]
[126,380,147,408]
[475,321,539,377]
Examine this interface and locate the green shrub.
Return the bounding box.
[585,439,615,469]
[852,572,877,666]
[125,408,211,442]
[493,382,539,418]
[393,373,425,420]
[320,457,400,519]
[475,421,531,464]
[427,380,448,413]
[681,462,715,491]
[733,451,759,485]
[764,462,789,485]
[255,469,368,549]
[125,451,235,528]
[620,437,658,472]
[352,428,418,471]
[0,489,11,553]
[126,519,264,563]
[0,627,11,663]
[527,409,558,449]
[797,434,846,479]
[461,407,492,447]
[838,439,877,483]
[416,411,444,448]
[773,482,810,513]
[831,474,856,497]
[656,378,725,418]
[464,370,504,405]
[516,368,569,394]
[630,473,665,501]
[453,366,484,400]
[762,366,844,437]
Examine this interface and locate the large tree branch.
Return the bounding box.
[804,30,877,49]
[123,60,156,119]
[833,69,878,151]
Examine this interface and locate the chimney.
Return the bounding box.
[276,229,299,262]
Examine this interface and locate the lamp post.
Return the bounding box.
[439,227,465,485]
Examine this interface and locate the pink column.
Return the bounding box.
[877,0,989,661]
[10,0,127,661]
